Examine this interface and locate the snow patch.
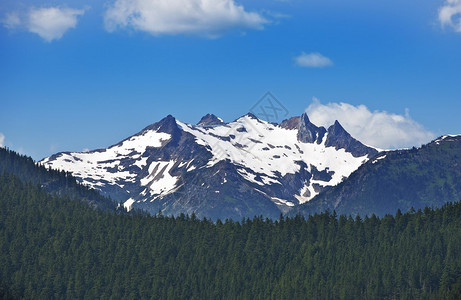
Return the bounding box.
[434,135,460,145]
[123,198,136,212]
[271,197,295,207]
[372,154,387,164]
[140,160,179,197]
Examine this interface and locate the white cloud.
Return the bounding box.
[305,98,435,149]
[0,133,4,147]
[439,0,461,32]
[294,52,333,68]
[104,0,268,37]
[28,7,85,41]
[2,7,85,42]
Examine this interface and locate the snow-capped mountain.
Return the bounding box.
[40,112,378,220]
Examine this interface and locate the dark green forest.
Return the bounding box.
[0,147,114,211]
[1,170,461,299]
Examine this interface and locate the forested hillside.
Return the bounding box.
[293,135,461,218]
[0,147,115,210]
[1,172,461,299]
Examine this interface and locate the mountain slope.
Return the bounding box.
[291,135,461,217]
[0,147,115,210]
[40,112,378,220]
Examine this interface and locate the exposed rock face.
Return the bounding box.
[280,116,300,130]
[282,114,378,158]
[297,113,327,144]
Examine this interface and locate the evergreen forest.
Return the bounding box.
[1,148,461,299]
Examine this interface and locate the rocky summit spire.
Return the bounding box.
[325,120,378,157]
[297,113,326,144]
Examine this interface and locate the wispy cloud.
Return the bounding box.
[294,52,333,68]
[104,0,268,37]
[0,133,4,147]
[306,98,435,149]
[2,13,21,30]
[2,7,85,42]
[439,0,461,32]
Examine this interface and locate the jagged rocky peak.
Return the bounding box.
[279,113,326,144]
[143,114,181,135]
[327,120,349,138]
[197,114,225,127]
[297,113,327,144]
[325,120,378,158]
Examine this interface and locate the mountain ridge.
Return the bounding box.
[291,134,461,217]
[40,112,378,220]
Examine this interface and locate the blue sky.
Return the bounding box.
[1,0,460,160]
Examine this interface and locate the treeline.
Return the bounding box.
[0,147,114,210]
[1,173,461,299]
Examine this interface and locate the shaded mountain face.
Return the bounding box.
[40,112,378,220]
[291,135,461,218]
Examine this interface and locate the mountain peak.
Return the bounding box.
[244,112,259,119]
[297,113,326,144]
[197,114,224,127]
[142,114,179,134]
[325,121,378,158]
[329,120,348,135]
[233,112,261,123]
